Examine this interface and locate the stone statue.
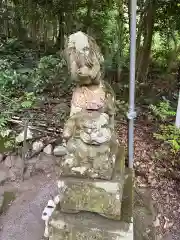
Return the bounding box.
[41,31,133,240]
[53,31,118,181]
[64,31,116,128]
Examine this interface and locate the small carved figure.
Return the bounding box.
[53,31,119,180]
[64,31,116,128]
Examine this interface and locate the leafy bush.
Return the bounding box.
[0,38,37,69]
[31,55,71,94]
[0,59,32,92]
[0,39,71,143]
[149,100,179,154]
[154,124,180,153]
[149,100,176,122]
[0,92,37,131]
[116,100,128,118]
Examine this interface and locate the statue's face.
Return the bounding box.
[64,31,102,85]
[67,49,93,84]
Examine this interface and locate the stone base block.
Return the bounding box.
[134,187,158,240]
[121,168,133,223]
[49,211,133,240]
[57,174,124,220]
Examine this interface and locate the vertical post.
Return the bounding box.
[175,90,180,128]
[127,0,137,168]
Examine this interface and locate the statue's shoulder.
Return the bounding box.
[101,80,115,97]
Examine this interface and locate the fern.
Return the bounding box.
[149,100,176,122]
[154,124,180,153]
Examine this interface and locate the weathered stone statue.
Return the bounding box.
[64,31,115,128]
[42,31,133,240]
[55,31,118,181]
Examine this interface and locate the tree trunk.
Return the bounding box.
[55,12,65,49]
[83,0,94,35]
[12,0,28,40]
[52,18,58,43]
[116,0,124,82]
[166,33,180,73]
[136,0,156,83]
[127,0,131,34]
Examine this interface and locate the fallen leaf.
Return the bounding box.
[153,217,160,227]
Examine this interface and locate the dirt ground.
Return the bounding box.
[0,174,58,240]
[117,121,180,240]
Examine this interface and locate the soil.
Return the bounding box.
[117,121,180,240]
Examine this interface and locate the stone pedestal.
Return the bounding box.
[48,146,133,240]
[57,175,124,220]
[49,211,133,240]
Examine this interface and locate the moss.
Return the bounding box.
[49,211,132,240]
[60,181,123,220]
[133,186,158,240]
[0,191,16,214]
[121,168,133,223]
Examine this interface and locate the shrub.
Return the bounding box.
[154,124,180,153]
[149,100,176,122]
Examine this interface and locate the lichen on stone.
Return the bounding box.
[58,178,124,220]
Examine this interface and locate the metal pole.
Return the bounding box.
[175,90,180,128]
[127,0,137,168]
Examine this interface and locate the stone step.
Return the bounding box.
[49,211,133,240]
[55,144,125,181]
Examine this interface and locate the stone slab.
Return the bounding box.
[121,168,133,223]
[134,187,158,240]
[0,193,4,214]
[56,167,132,221]
[57,174,124,220]
[0,191,15,214]
[49,211,133,240]
[55,144,125,180]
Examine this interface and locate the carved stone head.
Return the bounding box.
[64,31,104,85]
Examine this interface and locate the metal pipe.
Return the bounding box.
[175,90,180,128]
[127,0,137,168]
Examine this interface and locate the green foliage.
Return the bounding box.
[149,100,176,122]
[154,124,180,153]
[0,92,37,131]
[31,55,69,93]
[0,39,36,92]
[0,38,70,149]
[0,115,9,131]
[20,92,37,109]
[0,38,37,69]
[149,100,179,154]
[116,100,128,118]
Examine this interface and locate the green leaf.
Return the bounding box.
[21,100,33,108]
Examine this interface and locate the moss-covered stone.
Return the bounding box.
[57,174,124,220]
[0,194,4,214]
[49,211,133,240]
[134,187,158,240]
[55,144,125,180]
[0,191,16,214]
[121,168,133,223]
